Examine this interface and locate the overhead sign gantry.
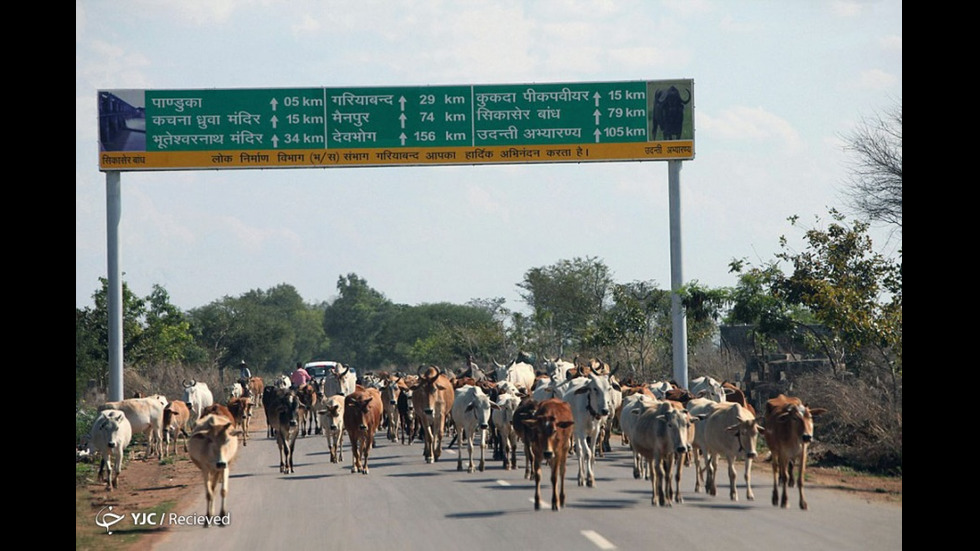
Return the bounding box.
[98,79,694,171]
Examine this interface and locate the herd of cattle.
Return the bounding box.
[87,356,827,522]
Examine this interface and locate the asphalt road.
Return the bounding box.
[151,427,901,551]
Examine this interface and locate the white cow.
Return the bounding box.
[225,382,243,401]
[560,373,617,488]
[685,397,720,492]
[690,376,726,402]
[619,392,659,480]
[542,357,575,384]
[322,363,358,398]
[317,394,346,464]
[701,401,761,501]
[90,409,133,490]
[493,360,536,395]
[450,385,498,473]
[183,380,214,425]
[274,374,291,390]
[99,394,168,458]
[491,392,522,471]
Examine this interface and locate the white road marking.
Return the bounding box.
[581,530,616,550]
[496,480,511,486]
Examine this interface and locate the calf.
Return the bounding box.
[381,377,402,442]
[90,409,132,491]
[317,394,346,463]
[162,400,192,456]
[344,387,383,474]
[226,397,252,446]
[396,384,417,444]
[247,376,265,408]
[512,396,538,480]
[296,383,319,436]
[763,394,826,510]
[523,398,575,511]
[187,413,242,523]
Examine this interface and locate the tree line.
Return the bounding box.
[76,209,901,403]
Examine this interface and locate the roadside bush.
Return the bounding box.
[790,371,902,475]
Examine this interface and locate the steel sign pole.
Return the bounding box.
[668,160,689,389]
[106,171,124,402]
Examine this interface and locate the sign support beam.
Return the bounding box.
[668,160,689,389]
[106,171,124,402]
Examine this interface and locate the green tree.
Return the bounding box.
[728,210,902,379]
[517,256,614,356]
[133,285,204,365]
[188,283,326,376]
[75,278,146,399]
[322,274,393,368]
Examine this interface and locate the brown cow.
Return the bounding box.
[344,387,383,474]
[201,403,235,426]
[296,383,319,436]
[722,381,756,415]
[226,397,252,446]
[412,365,455,464]
[247,377,265,408]
[187,413,242,523]
[763,394,827,510]
[523,398,575,511]
[162,400,192,456]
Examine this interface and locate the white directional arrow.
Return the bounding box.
[593,109,601,125]
[270,98,278,111]
[270,115,278,129]
[272,135,279,148]
[399,132,407,146]
[399,96,407,111]
[594,129,602,143]
[399,113,407,129]
[593,91,601,106]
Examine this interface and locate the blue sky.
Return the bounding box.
[76,0,902,313]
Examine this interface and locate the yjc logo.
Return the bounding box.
[95,506,124,535]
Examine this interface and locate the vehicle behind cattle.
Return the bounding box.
[90,409,133,491]
[523,398,575,511]
[187,413,242,524]
[763,394,827,510]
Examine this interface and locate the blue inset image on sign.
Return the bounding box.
[99,90,147,152]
